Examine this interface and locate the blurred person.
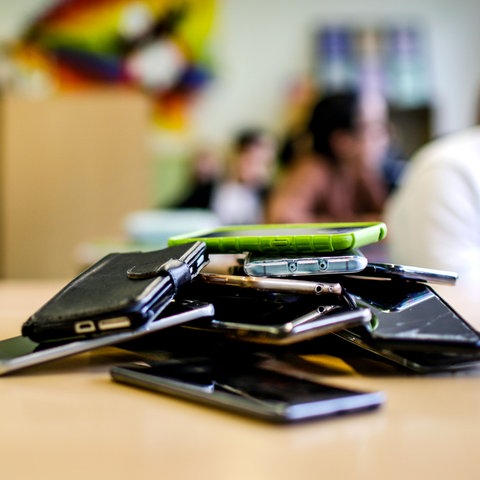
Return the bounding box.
[176,128,277,224]
[211,128,277,224]
[384,126,480,283]
[175,146,221,209]
[266,90,396,223]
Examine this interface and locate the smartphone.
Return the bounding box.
[243,249,367,277]
[179,273,364,345]
[334,329,480,373]
[333,277,480,371]
[22,242,209,343]
[199,272,343,295]
[189,306,372,346]
[0,299,214,375]
[168,222,387,254]
[348,262,458,285]
[111,356,384,423]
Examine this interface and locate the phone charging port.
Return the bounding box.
[74,320,96,334]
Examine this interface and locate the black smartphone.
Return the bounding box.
[0,299,214,375]
[111,355,384,423]
[333,277,480,372]
[22,242,209,343]
[335,329,480,373]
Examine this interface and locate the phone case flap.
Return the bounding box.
[127,258,192,288]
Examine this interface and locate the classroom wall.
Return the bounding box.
[1,0,479,146]
[191,0,480,145]
[0,0,478,276]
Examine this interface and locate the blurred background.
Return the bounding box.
[0,0,479,278]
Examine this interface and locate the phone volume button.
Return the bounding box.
[271,239,289,247]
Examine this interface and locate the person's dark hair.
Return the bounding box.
[233,128,268,153]
[307,91,359,164]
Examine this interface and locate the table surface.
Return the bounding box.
[1,279,480,480]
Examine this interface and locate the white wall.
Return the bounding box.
[193,0,480,145]
[2,0,480,147]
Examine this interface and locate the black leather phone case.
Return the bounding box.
[22,242,208,342]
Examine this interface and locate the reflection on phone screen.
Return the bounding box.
[111,356,384,422]
[333,278,480,372]
[342,278,480,347]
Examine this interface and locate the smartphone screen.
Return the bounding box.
[0,299,214,375]
[111,356,384,422]
[341,278,480,349]
[333,277,480,371]
[199,226,367,237]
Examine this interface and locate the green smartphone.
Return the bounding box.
[168,222,387,254]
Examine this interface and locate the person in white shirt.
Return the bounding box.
[384,126,480,283]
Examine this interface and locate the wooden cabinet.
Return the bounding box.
[0,89,152,278]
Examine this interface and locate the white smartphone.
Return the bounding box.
[0,299,214,375]
[243,249,367,277]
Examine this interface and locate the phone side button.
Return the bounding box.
[271,239,289,247]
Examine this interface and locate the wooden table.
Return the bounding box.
[0,280,479,480]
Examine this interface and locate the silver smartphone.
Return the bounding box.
[243,249,367,277]
[349,262,458,285]
[188,306,372,345]
[111,355,384,423]
[198,272,343,295]
[0,299,214,375]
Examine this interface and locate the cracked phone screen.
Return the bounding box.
[342,278,480,347]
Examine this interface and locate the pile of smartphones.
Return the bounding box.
[2,221,479,423]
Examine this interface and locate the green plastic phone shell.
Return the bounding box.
[167,222,387,254]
